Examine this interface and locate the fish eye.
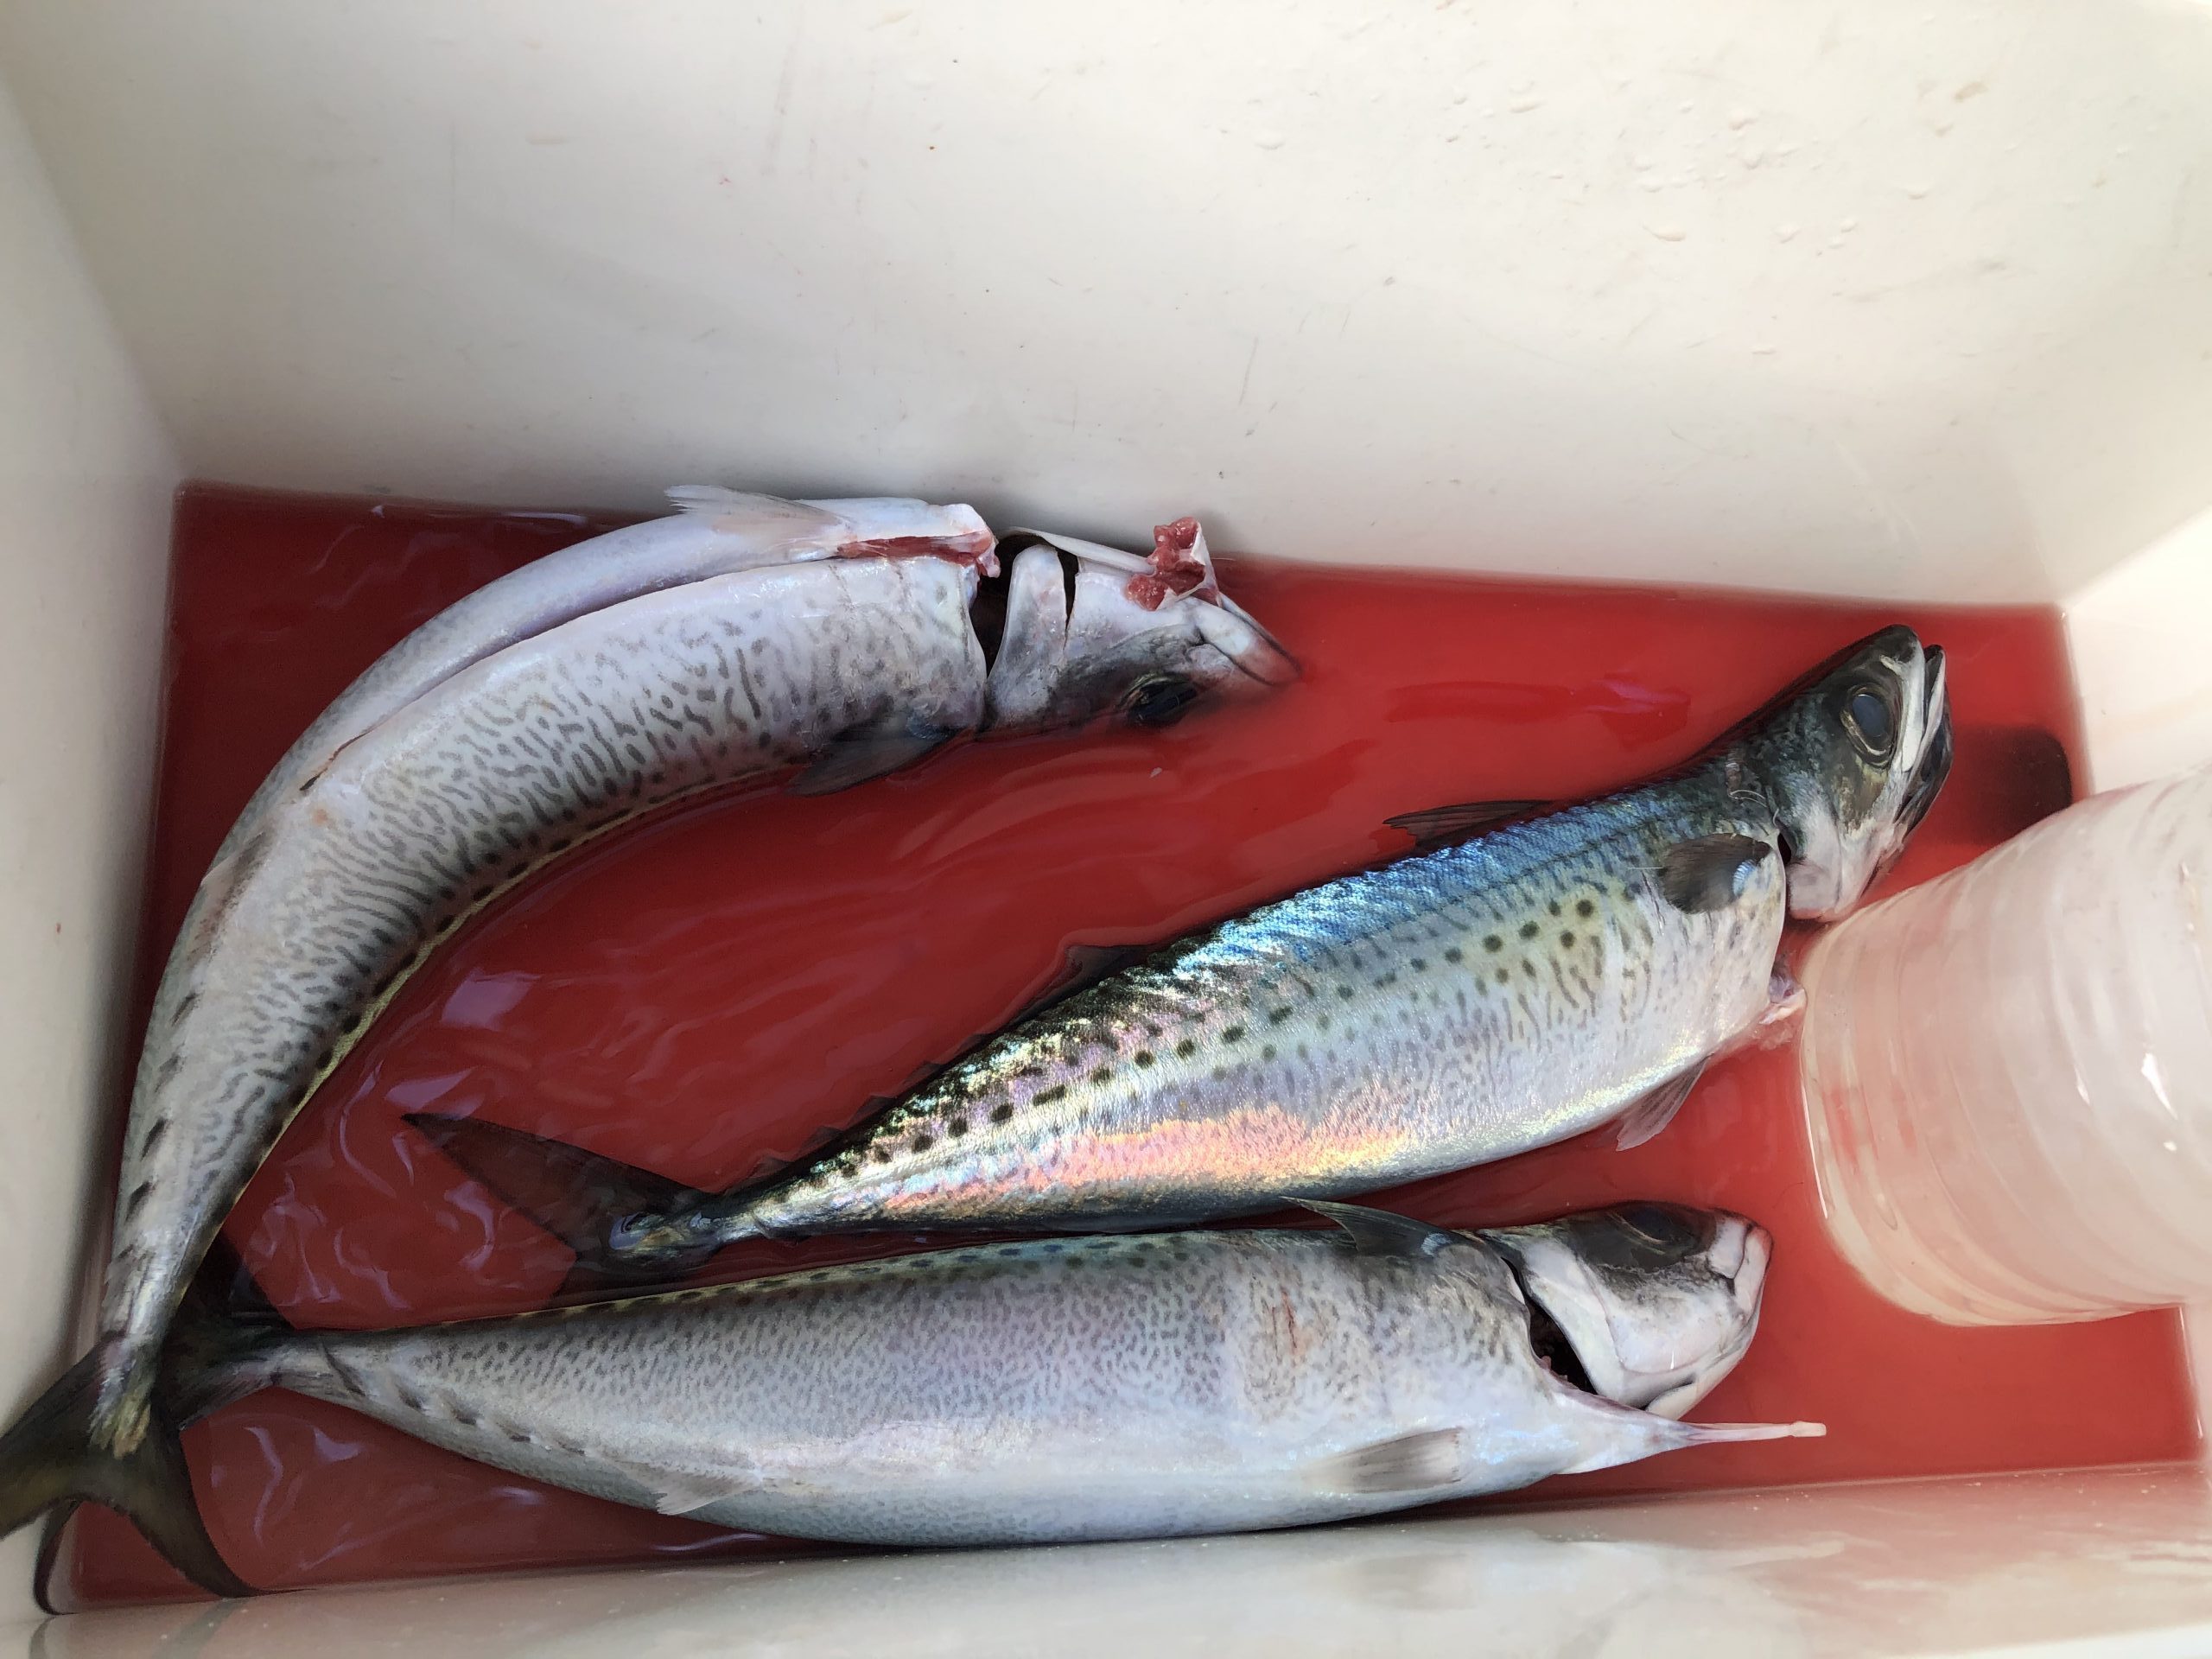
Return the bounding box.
[1122,674,1200,728]
[1840,683,1897,760]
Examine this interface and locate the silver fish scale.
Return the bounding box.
[734,771,1783,1239]
[105,559,983,1427]
[240,1228,1625,1546]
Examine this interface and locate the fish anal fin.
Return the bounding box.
[1294,1199,1460,1257]
[1614,1062,1706,1151]
[1386,801,1549,850]
[1655,834,1774,913]
[790,718,957,796]
[1307,1427,1465,1496]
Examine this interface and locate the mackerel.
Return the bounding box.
[156,1203,1811,1589]
[421,626,1949,1290]
[0,491,1292,1593]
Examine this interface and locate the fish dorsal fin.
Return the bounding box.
[1295,1199,1462,1257]
[1613,1061,1707,1150]
[1027,943,1147,1016]
[1655,834,1773,913]
[1386,800,1549,851]
[1306,1427,1465,1495]
[663,486,847,539]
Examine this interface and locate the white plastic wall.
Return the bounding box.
[0,68,180,1643]
[2,0,2210,601]
[2,3,2211,1653]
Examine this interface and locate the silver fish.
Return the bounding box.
[418,626,1948,1289]
[0,492,1293,1594]
[156,1203,1814,1592]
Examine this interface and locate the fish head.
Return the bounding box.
[1484,1203,1770,1419]
[982,520,1297,734]
[1739,624,1953,920]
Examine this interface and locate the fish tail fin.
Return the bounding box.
[0,1343,254,1608]
[404,1112,731,1295]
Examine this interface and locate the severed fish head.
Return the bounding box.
[1738,624,1953,920]
[1484,1204,1770,1420]
[982,519,1298,734]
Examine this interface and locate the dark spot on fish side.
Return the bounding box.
[1374,971,1398,988]
[1561,931,1576,948]
[140,1118,168,1156]
[472,885,493,904]
[339,1013,362,1035]
[1522,961,1536,977]
[948,1117,969,1137]
[1135,1051,1155,1068]
[1212,1065,1230,1080]
[1445,948,1462,963]
[1268,1007,1294,1025]
[1484,935,1503,952]
[1577,899,1596,918]
[1224,1024,1247,1043]
[1337,984,1355,1000]
[453,1407,479,1427]
[1520,922,1540,940]
[122,1181,154,1223]
[1035,1085,1068,1105]
[1262,1045,1277,1062]
[1496,969,1510,985]
[1176,1039,1197,1058]
[991,1103,1015,1122]
[911,1134,935,1154]
[1548,900,1561,916]
[1090,1066,1113,1085]
[872,1147,892,1163]
[1410,957,1427,971]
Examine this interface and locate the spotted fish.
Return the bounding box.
[143,1201,1813,1592]
[0,492,1294,1595]
[417,626,1949,1294]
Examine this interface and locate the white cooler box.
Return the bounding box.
[3,4,2209,1654]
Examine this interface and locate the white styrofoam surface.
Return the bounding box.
[1,1,2209,601]
[26,1466,2212,1659]
[0,70,179,1635]
[2067,508,2212,793]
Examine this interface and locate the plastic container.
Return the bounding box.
[1802,765,2212,1325]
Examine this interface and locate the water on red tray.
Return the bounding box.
[63,484,2196,1605]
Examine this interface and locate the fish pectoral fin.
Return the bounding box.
[1306,1427,1465,1496]
[664,486,846,542]
[1654,834,1774,913]
[639,1468,750,1516]
[1384,800,1550,850]
[791,716,959,796]
[1294,1199,1461,1258]
[1613,1061,1707,1151]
